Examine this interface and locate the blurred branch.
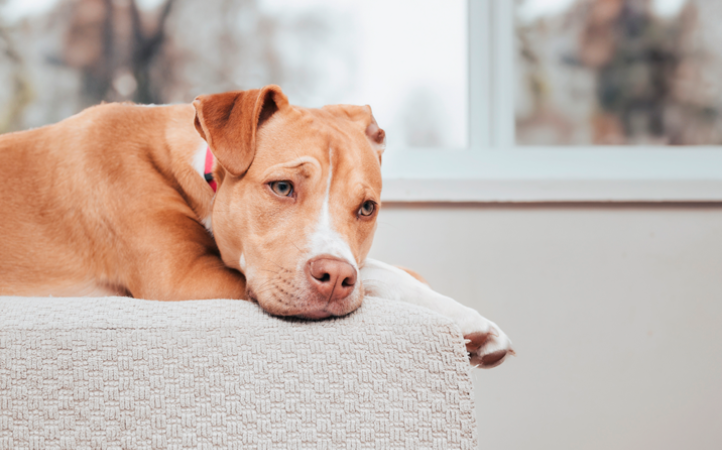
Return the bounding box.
[130,0,176,103]
[130,0,174,61]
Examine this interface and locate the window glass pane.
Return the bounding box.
[515,0,722,145]
[0,0,467,149]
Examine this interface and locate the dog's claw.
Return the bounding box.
[459,316,513,368]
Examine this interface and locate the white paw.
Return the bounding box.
[359,258,514,368]
[454,309,515,369]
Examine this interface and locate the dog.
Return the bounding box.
[0,85,513,368]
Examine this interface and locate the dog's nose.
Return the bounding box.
[306,255,357,302]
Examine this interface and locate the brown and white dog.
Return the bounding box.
[0,85,513,368]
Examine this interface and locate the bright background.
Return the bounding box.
[516,0,722,145]
[0,0,467,148]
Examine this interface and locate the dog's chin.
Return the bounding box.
[292,295,364,320]
[247,285,363,320]
[292,303,357,320]
[262,301,356,321]
[296,310,333,320]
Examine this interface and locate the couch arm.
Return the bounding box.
[0,296,477,449]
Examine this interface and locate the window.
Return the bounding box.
[2,0,722,202]
[516,0,722,146]
[381,0,722,202]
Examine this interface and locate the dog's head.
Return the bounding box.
[193,85,385,319]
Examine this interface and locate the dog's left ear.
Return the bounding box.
[193,85,289,176]
[324,104,386,164]
[364,110,386,165]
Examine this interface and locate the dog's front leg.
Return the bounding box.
[360,258,514,368]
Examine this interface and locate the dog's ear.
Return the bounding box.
[364,109,386,165]
[193,85,289,176]
[324,104,385,164]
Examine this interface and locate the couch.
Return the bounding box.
[0,296,478,449]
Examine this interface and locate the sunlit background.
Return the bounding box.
[1,0,721,149]
[516,0,722,145]
[0,0,468,148]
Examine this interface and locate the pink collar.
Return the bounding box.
[204,148,217,192]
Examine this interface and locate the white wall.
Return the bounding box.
[368,204,722,450]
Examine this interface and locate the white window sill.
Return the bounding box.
[379,148,722,203]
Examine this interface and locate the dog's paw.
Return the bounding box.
[456,311,515,369]
[359,259,514,368]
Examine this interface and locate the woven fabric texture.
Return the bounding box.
[0,296,477,450]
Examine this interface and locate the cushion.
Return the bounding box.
[0,296,477,449]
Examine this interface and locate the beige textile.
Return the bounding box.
[0,296,477,449]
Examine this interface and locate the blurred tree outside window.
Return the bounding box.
[0,0,468,149]
[516,0,722,146]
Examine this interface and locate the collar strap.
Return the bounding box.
[204,147,217,192]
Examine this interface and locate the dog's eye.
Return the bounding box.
[358,200,376,217]
[270,181,294,197]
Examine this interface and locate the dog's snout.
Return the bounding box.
[306,255,356,302]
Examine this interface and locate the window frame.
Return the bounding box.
[380,0,722,203]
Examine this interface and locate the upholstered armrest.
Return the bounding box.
[0,297,477,449]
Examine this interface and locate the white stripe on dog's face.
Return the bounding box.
[304,147,356,268]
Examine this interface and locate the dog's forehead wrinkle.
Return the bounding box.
[260,156,321,179]
[278,113,374,173]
